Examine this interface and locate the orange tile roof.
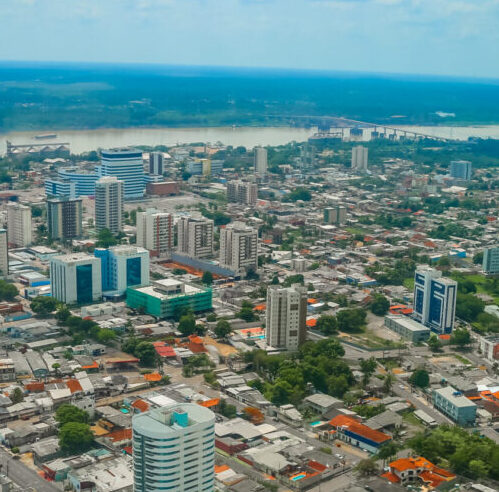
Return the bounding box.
[307,298,317,304]
[390,457,432,472]
[81,361,99,370]
[253,304,266,311]
[198,398,220,408]
[108,428,132,442]
[306,318,317,327]
[143,372,162,382]
[439,334,451,340]
[381,471,401,483]
[215,465,230,474]
[188,335,204,345]
[66,379,83,394]
[131,399,149,413]
[329,414,390,444]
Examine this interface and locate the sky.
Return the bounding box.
[1,0,499,79]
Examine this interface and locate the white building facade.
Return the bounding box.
[219,222,258,274]
[136,208,173,258]
[133,403,215,492]
[95,176,124,233]
[0,229,8,276]
[177,216,214,259]
[7,202,32,247]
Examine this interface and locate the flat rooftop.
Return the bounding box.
[434,386,477,408]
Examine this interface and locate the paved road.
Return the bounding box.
[0,448,60,492]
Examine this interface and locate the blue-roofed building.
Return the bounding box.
[413,266,457,334]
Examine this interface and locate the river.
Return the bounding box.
[2,125,499,154]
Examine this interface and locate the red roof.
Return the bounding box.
[155,345,176,357]
[66,379,83,394]
[329,415,391,444]
[131,399,149,413]
[107,428,132,442]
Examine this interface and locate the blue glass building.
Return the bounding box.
[413,266,457,334]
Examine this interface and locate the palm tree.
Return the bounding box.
[383,372,395,394]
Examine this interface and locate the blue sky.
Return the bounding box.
[1,0,499,78]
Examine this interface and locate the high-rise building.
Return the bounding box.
[7,202,32,247]
[149,152,164,175]
[50,253,102,304]
[226,180,258,205]
[186,159,223,176]
[133,403,215,492]
[219,222,258,274]
[413,266,457,334]
[254,146,268,175]
[47,198,83,240]
[57,167,99,196]
[136,208,173,258]
[324,205,347,226]
[351,146,368,172]
[266,284,307,351]
[99,148,145,199]
[0,229,8,276]
[45,179,77,199]
[94,245,149,294]
[177,216,214,259]
[95,176,124,234]
[450,160,472,181]
[483,245,499,275]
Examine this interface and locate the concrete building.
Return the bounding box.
[149,151,164,175]
[95,176,124,234]
[0,229,8,276]
[254,146,268,175]
[50,253,102,304]
[450,160,472,181]
[146,181,179,196]
[58,167,99,196]
[432,386,477,426]
[483,245,499,275]
[99,148,145,199]
[413,266,457,334]
[136,208,173,258]
[324,205,347,225]
[47,197,83,241]
[477,335,499,362]
[266,284,307,351]
[227,180,258,206]
[127,278,212,319]
[384,315,431,342]
[219,222,258,275]
[7,202,32,247]
[351,146,368,172]
[177,216,214,259]
[45,179,77,199]
[94,245,150,295]
[133,403,215,492]
[186,159,223,176]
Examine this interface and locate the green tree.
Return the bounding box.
[30,296,58,316]
[237,302,257,322]
[135,341,158,366]
[11,387,24,404]
[201,271,213,285]
[316,315,337,335]
[97,328,117,344]
[0,280,18,301]
[219,399,237,418]
[456,292,485,322]
[59,422,93,454]
[356,458,379,476]
[383,372,395,394]
[472,251,484,265]
[55,305,71,323]
[337,308,366,332]
[214,320,232,339]
[428,334,442,352]
[360,357,377,387]
[56,404,89,426]
[282,274,304,287]
[370,294,390,316]
[450,328,471,348]
[377,442,399,465]
[268,380,294,406]
[409,368,430,388]
[178,314,197,336]
[96,228,118,248]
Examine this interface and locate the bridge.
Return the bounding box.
[268,115,452,142]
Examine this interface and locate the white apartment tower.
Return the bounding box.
[149,151,164,175]
[50,253,102,304]
[351,146,368,172]
[219,222,258,274]
[0,229,8,276]
[95,176,124,234]
[227,180,258,206]
[136,208,173,258]
[133,403,215,492]
[7,202,31,247]
[266,284,308,351]
[177,216,214,259]
[254,146,268,175]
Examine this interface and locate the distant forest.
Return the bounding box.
[1,63,499,131]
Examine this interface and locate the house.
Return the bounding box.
[303,394,342,415]
[432,386,477,426]
[382,457,455,489]
[326,415,391,454]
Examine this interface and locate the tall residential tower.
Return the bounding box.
[95,176,124,233]
[177,216,214,259]
[136,208,173,258]
[219,222,258,275]
[7,202,31,247]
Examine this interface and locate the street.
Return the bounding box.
[0,448,60,491]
